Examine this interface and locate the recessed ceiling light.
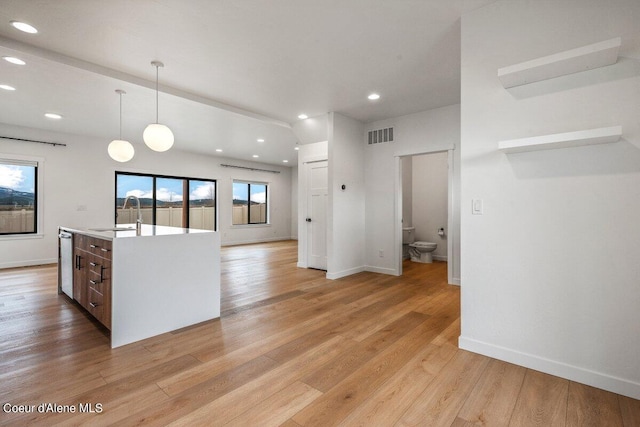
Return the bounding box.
[282,160,289,163]
[10,21,38,34]
[294,146,300,151]
[3,56,25,65]
[252,154,259,158]
[0,84,16,91]
[368,93,380,100]
[44,113,62,119]
[298,114,308,120]
[215,149,223,152]
[257,138,264,142]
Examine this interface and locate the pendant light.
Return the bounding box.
[108,89,135,162]
[143,61,174,152]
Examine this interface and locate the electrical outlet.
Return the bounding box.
[379,249,384,258]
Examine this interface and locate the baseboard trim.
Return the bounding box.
[0,258,57,270]
[433,255,448,261]
[326,266,365,280]
[364,265,399,276]
[450,277,461,286]
[458,336,640,400]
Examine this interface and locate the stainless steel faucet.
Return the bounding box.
[123,195,142,235]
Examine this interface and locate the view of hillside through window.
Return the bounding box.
[0,161,37,235]
[232,181,267,225]
[115,172,216,230]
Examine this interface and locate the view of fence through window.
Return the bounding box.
[232,181,267,225]
[0,161,37,235]
[115,172,216,230]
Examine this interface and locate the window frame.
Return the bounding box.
[232,180,269,226]
[0,155,43,239]
[115,171,217,231]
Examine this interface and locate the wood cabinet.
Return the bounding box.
[62,224,219,348]
[73,234,112,330]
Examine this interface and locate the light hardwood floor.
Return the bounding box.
[0,240,638,426]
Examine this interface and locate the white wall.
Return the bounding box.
[412,152,448,260]
[460,0,640,399]
[327,113,365,279]
[0,123,294,268]
[364,104,461,280]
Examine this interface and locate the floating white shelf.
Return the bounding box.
[498,126,622,154]
[498,37,621,88]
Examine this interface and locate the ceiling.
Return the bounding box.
[0,0,496,166]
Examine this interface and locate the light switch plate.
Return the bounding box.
[472,199,483,215]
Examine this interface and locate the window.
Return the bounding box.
[188,180,216,230]
[232,181,268,225]
[0,159,38,235]
[115,172,216,230]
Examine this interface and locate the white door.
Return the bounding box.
[306,161,328,270]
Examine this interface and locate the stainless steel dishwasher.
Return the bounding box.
[58,229,73,298]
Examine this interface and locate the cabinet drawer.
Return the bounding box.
[87,256,110,283]
[85,236,112,258]
[88,276,105,294]
[87,287,104,322]
[88,279,111,330]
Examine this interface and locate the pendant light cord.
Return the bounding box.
[115,89,126,140]
[119,91,123,139]
[149,61,164,125]
[155,64,159,124]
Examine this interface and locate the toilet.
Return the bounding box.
[402,227,415,260]
[402,227,437,263]
[409,241,437,263]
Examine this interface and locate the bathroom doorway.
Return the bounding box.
[396,149,457,285]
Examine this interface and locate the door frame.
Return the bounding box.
[297,156,329,268]
[305,160,328,270]
[395,148,456,285]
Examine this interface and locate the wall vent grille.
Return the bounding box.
[367,127,394,145]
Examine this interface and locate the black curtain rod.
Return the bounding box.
[1,135,67,147]
[220,164,281,174]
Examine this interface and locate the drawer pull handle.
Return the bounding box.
[90,244,98,249]
[89,262,98,267]
[100,248,110,252]
[89,302,99,308]
[89,279,98,285]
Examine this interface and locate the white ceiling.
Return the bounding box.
[0,0,496,165]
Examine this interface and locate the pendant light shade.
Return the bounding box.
[143,123,174,152]
[108,139,135,162]
[144,61,174,152]
[108,89,134,162]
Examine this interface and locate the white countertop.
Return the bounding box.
[60,224,215,240]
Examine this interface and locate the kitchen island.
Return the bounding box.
[58,224,220,348]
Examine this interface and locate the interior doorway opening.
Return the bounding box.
[304,160,328,271]
[396,149,456,285]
